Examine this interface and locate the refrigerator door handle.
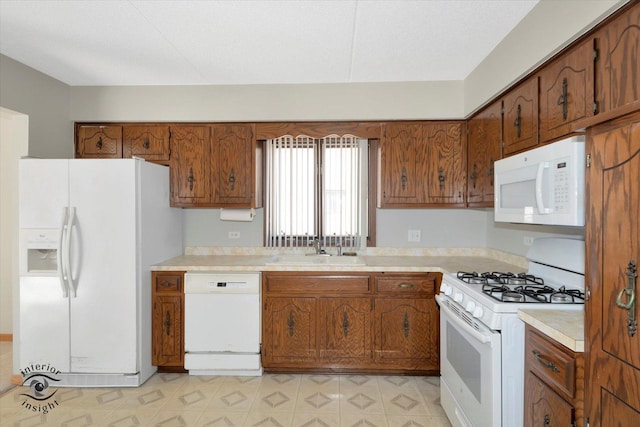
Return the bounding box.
[64,207,77,297]
[58,207,69,298]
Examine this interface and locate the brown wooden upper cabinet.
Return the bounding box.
[594,1,640,117]
[170,123,261,208]
[502,77,539,156]
[538,37,595,143]
[467,100,502,207]
[169,125,212,206]
[76,124,170,163]
[76,125,123,159]
[211,124,262,208]
[123,125,170,163]
[379,121,466,207]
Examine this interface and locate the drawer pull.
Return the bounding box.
[399,283,416,289]
[532,350,559,373]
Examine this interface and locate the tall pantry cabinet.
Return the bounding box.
[585,110,640,427]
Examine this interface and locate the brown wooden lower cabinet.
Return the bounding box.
[524,325,584,427]
[151,271,185,369]
[262,271,440,374]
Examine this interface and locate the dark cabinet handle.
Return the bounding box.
[143,138,150,150]
[343,312,350,337]
[187,168,195,191]
[403,312,410,338]
[164,311,171,336]
[229,168,236,190]
[532,349,559,373]
[401,167,407,190]
[514,104,522,138]
[96,136,103,150]
[615,260,637,337]
[438,167,445,190]
[470,164,478,189]
[557,77,568,120]
[543,414,550,426]
[288,311,295,337]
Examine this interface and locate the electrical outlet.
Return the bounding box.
[523,236,534,246]
[408,229,421,242]
[228,231,241,239]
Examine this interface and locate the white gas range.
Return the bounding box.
[436,238,585,427]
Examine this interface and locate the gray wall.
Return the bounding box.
[0,55,73,158]
[485,214,585,256]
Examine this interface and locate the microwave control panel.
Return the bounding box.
[553,160,570,212]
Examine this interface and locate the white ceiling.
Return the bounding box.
[0,0,539,86]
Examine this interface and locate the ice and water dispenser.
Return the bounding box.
[21,229,59,274]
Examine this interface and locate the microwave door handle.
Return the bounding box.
[535,161,552,214]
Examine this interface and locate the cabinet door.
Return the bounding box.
[169,126,211,206]
[123,125,170,162]
[373,298,439,370]
[539,38,595,143]
[585,111,640,426]
[421,122,466,206]
[76,125,122,158]
[503,78,539,156]
[524,371,574,427]
[318,298,371,365]
[379,123,422,205]
[212,124,254,206]
[263,297,317,366]
[467,102,502,206]
[595,2,640,115]
[152,295,183,366]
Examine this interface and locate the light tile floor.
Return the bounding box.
[0,372,453,426]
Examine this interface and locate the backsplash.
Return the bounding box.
[184,246,529,269]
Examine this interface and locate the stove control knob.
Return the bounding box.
[454,292,464,304]
[465,301,476,313]
[441,283,453,296]
[472,307,484,318]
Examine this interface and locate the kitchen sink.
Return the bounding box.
[265,255,366,266]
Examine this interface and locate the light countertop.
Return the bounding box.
[151,247,528,274]
[518,309,584,352]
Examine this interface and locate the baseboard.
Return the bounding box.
[0,334,12,342]
[11,374,22,386]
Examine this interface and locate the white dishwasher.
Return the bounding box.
[184,272,262,376]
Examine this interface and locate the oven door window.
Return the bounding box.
[447,325,482,401]
[440,301,502,427]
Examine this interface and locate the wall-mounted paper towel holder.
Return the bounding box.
[219,208,256,222]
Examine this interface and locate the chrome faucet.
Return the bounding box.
[311,238,324,254]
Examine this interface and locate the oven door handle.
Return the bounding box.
[437,295,498,346]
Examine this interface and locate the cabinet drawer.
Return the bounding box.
[265,274,371,293]
[526,327,576,399]
[155,274,183,293]
[374,274,435,294]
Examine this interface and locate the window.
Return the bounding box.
[265,134,368,250]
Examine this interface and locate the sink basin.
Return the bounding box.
[266,255,366,266]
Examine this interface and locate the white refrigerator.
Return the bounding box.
[18,158,182,387]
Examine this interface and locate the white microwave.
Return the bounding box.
[494,136,585,226]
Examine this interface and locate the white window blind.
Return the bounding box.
[265,134,367,250]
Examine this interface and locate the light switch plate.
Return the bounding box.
[408,229,421,242]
